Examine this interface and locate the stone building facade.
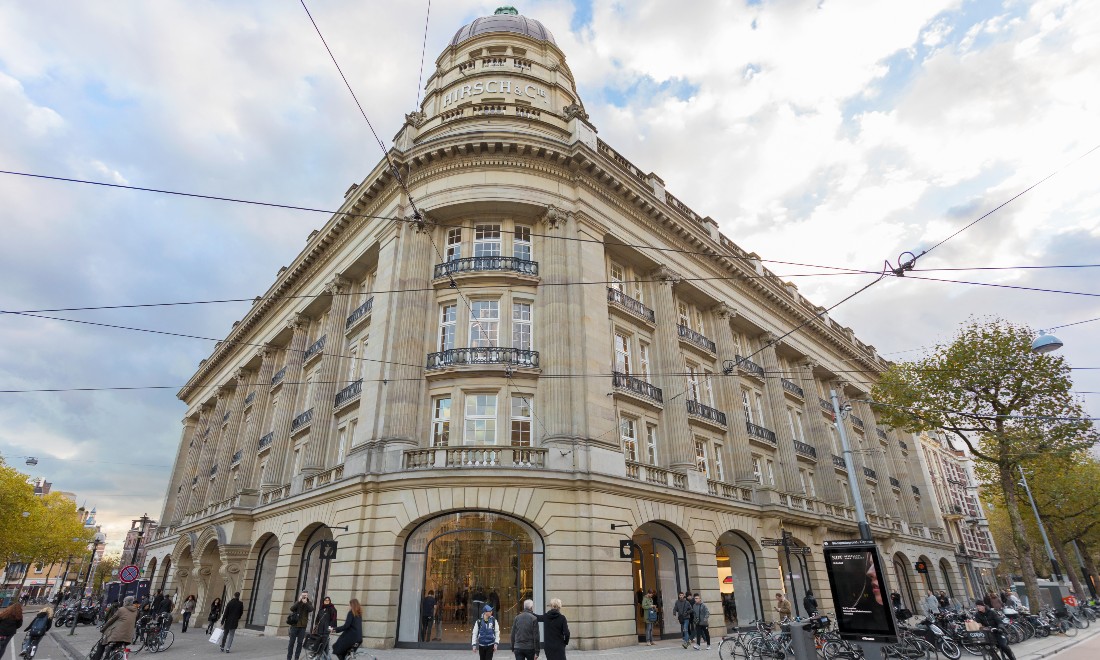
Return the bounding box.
[143,9,969,649]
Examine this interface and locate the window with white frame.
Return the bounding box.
[632,278,645,303]
[786,408,801,442]
[639,341,651,377]
[742,390,754,424]
[752,456,763,484]
[713,444,725,481]
[303,371,315,409]
[828,424,841,454]
[678,301,691,328]
[510,396,532,446]
[799,468,816,497]
[446,228,462,261]
[645,424,658,465]
[765,459,776,485]
[512,302,532,350]
[470,301,499,347]
[620,417,638,462]
[754,392,767,425]
[439,304,457,351]
[432,397,451,447]
[793,410,806,442]
[839,480,850,505]
[514,225,532,261]
[347,344,358,380]
[614,332,632,373]
[336,422,353,463]
[686,362,701,401]
[474,224,502,257]
[609,262,625,292]
[702,369,715,405]
[292,446,303,475]
[464,394,497,444]
[695,439,709,477]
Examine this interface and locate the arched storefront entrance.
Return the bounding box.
[296,526,334,630]
[716,531,762,632]
[247,535,279,630]
[917,555,935,592]
[631,522,690,641]
[938,559,956,602]
[158,557,172,593]
[398,511,544,648]
[776,535,815,618]
[892,553,916,611]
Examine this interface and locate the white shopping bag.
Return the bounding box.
[209,627,224,644]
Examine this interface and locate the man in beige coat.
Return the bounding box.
[93,596,139,660]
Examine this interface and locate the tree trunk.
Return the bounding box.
[1077,539,1100,599]
[1047,525,1084,596]
[1001,465,1041,607]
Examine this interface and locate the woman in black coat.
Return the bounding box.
[543,599,570,660]
[331,599,363,660]
[205,597,222,635]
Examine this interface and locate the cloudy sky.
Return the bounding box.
[1,0,1097,552]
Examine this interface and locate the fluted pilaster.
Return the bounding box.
[262,314,311,487]
[173,406,211,521]
[208,369,252,501]
[835,382,881,515]
[534,206,578,443]
[647,266,694,471]
[161,417,198,524]
[882,426,923,524]
[238,345,276,490]
[189,388,230,510]
[795,362,845,504]
[710,303,756,484]
[303,275,353,470]
[857,400,902,521]
[757,333,799,493]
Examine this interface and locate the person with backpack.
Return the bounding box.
[470,604,500,660]
[21,606,52,657]
[287,591,314,660]
[641,589,657,645]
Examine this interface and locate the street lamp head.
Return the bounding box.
[25,456,38,467]
[1031,332,1064,354]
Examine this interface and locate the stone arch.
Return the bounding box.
[158,556,173,593]
[775,533,819,618]
[890,551,918,611]
[630,520,695,640]
[916,554,936,593]
[145,556,158,588]
[172,545,196,612]
[245,533,280,631]
[195,534,224,610]
[716,530,764,631]
[938,558,958,602]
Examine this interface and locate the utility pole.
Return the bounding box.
[70,535,104,635]
[831,389,873,541]
[1018,466,1063,583]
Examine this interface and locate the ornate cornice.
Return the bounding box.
[324,275,351,296]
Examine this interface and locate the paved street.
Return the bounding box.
[26,618,1099,660]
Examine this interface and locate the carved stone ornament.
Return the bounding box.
[539,205,572,229]
[216,384,232,400]
[405,110,427,128]
[286,313,309,331]
[711,302,738,320]
[563,103,589,121]
[255,342,275,361]
[324,274,351,296]
[650,265,682,286]
[234,367,250,383]
[759,330,779,347]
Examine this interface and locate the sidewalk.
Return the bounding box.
[44,620,1100,660]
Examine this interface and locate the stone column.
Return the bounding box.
[646,265,694,473]
[857,400,902,521]
[534,206,581,446]
[189,389,230,512]
[302,275,353,471]
[757,333,799,493]
[908,436,945,530]
[217,545,251,597]
[173,406,210,521]
[239,345,277,491]
[262,314,311,487]
[161,416,198,525]
[710,303,756,484]
[883,427,922,525]
[207,369,251,503]
[795,362,845,505]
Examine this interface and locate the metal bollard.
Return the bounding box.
[787,621,817,660]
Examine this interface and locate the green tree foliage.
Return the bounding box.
[0,456,39,561]
[93,553,121,592]
[872,319,1097,607]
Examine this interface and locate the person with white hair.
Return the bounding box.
[511,599,540,660]
[92,596,138,660]
[543,598,570,660]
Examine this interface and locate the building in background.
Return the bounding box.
[920,431,1000,601]
[144,8,972,648]
[121,518,159,576]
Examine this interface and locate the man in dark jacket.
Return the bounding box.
[287,591,314,660]
[973,601,1016,660]
[803,591,819,617]
[219,592,245,653]
[542,599,570,660]
[511,599,540,660]
[673,591,693,648]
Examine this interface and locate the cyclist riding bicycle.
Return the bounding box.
[973,600,1017,660]
[20,607,53,659]
[92,596,138,660]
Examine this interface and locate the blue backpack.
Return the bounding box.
[476,617,497,646]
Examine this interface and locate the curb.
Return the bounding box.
[1020,625,1100,660]
[49,631,81,660]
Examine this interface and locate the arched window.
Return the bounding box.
[247,536,279,629]
[716,532,762,633]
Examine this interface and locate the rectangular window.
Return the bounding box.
[639,342,651,377]
[620,417,638,462]
[703,369,715,405]
[432,397,452,447]
[292,447,302,475]
[678,301,691,328]
[512,302,532,350]
[347,344,358,380]
[713,444,725,481]
[303,372,315,408]
[336,426,348,463]
[645,424,658,465]
[786,408,799,441]
[614,332,632,373]
[513,225,532,261]
[686,363,701,401]
[633,279,645,303]
[510,396,532,447]
[839,480,850,505]
[446,228,462,261]
[470,300,499,347]
[474,224,502,257]
[439,304,457,351]
[742,390,754,424]
[752,456,763,484]
[464,394,497,444]
[731,332,743,356]
[695,439,709,477]
[609,262,625,292]
[829,425,841,454]
[754,392,766,426]
[794,410,806,442]
[765,459,776,485]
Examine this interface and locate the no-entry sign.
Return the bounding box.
[119,565,140,583]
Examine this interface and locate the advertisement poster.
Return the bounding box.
[823,542,898,640]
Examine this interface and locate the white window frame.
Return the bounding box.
[765,459,776,485]
[686,363,701,402]
[639,341,651,378]
[620,416,638,462]
[609,262,625,292]
[742,390,754,424]
[752,456,763,484]
[510,395,532,447]
[645,424,658,465]
[695,438,709,477]
[446,228,462,261]
[678,301,691,328]
[512,302,532,350]
[513,225,532,261]
[470,300,499,347]
[463,393,498,445]
[432,397,452,447]
[713,444,725,481]
[439,304,457,351]
[474,224,502,257]
[614,332,632,373]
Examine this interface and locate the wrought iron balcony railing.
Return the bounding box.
[781,378,804,398]
[851,415,865,430]
[271,366,287,387]
[899,440,908,451]
[291,408,314,432]
[303,335,326,362]
[686,399,726,425]
[244,391,256,406]
[877,428,888,441]
[345,296,374,329]
[912,485,920,497]
[612,371,663,403]
[863,466,877,480]
[434,256,538,279]
[335,379,363,407]
[819,397,834,414]
[427,347,540,370]
[607,287,656,324]
[889,476,901,488]
[794,440,817,459]
[222,411,231,423]
[677,324,716,353]
[258,432,274,450]
[746,421,777,445]
[832,454,847,469]
[735,355,765,379]
[209,465,218,477]
[231,450,243,464]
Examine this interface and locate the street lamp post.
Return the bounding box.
[831,389,873,541]
[70,535,104,636]
[129,513,152,566]
[1018,466,1063,584]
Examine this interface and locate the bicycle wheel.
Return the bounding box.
[718,637,744,660]
[1060,620,1078,637]
[1072,613,1089,629]
[822,639,854,659]
[157,631,174,652]
[938,637,962,660]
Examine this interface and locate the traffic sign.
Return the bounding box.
[119,565,140,583]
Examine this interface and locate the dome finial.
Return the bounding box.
[495,6,519,15]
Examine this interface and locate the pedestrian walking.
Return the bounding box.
[420,590,437,643]
[936,591,950,609]
[803,591,819,617]
[181,595,196,632]
[92,596,137,660]
[287,591,315,660]
[206,597,223,635]
[673,591,693,648]
[511,599,540,660]
[774,593,791,621]
[331,598,363,660]
[641,589,657,645]
[923,592,939,617]
[543,598,570,660]
[0,601,24,658]
[219,592,244,653]
[691,593,710,650]
[470,604,500,660]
